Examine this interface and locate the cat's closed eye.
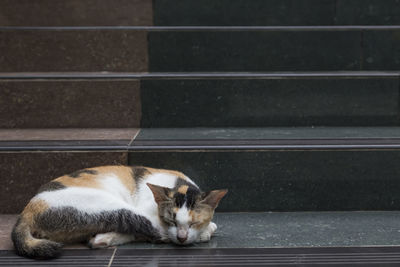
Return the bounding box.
[166,220,177,226]
[163,215,177,226]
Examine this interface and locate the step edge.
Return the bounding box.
[3,143,400,151]
[2,25,400,31]
[0,71,398,79]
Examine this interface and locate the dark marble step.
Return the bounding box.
[2,127,400,212]
[3,246,400,266]
[133,127,400,150]
[3,127,400,151]
[155,0,400,26]
[140,74,399,127]
[147,27,400,71]
[1,0,399,27]
[129,148,400,212]
[1,72,398,128]
[1,27,400,72]
[3,212,400,254]
[129,127,400,211]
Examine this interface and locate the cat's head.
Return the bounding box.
[147,183,227,245]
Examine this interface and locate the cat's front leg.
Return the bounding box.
[88,232,135,249]
[197,222,218,243]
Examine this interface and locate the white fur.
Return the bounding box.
[198,222,217,242]
[38,170,214,246]
[99,174,134,205]
[133,173,180,229]
[36,187,135,214]
[89,232,136,248]
[176,204,190,226]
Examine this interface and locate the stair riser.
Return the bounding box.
[0,0,153,26]
[149,30,400,71]
[1,76,398,128]
[0,80,141,128]
[0,152,127,213]
[1,29,400,72]
[129,150,400,212]
[1,0,398,26]
[154,0,400,26]
[141,77,399,127]
[2,149,400,213]
[0,30,148,72]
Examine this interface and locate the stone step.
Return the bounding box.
[1,0,399,27]
[154,0,400,26]
[0,79,142,128]
[148,26,400,72]
[2,212,400,253]
[1,27,400,72]
[2,127,400,213]
[1,72,398,128]
[0,0,153,26]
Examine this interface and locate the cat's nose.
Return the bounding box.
[177,229,188,243]
[177,236,187,243]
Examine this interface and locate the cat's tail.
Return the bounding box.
[11,215,63,259]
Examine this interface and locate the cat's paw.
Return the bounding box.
[197,222,218,243]
[88,232,135,249]
[198,231,212,242]
[88,233,114,249]
[208,222,217,234]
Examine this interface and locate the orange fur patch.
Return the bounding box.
[95,166,137,194]
[190,209,213,230]
[55,166,139,194]
[21,199,49,225]
[55,174,102,189]
[178,185,189,194]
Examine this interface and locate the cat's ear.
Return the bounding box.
[200,189,228,209]
[147,183,172,204]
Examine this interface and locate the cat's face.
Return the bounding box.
[147,183,227,245]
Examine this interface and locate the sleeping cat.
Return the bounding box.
[12,165,227,259]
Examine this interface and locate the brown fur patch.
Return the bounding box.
[178,185,189,194]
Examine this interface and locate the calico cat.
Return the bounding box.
[12,166,227,259]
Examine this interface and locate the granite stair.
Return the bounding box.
[1,0,400,265]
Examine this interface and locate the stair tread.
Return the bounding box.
[2,127,400,151]
[3,25,400,30]
[2,212,400,250]
[137,127,400,140]
[134,127,400,149]
[0,128,138,150]
[0,71,398,79]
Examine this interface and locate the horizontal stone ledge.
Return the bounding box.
[3,127,400,151]
[2,25,400,31]
[0,71,399,79]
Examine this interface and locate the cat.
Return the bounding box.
[11,165,227,259]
